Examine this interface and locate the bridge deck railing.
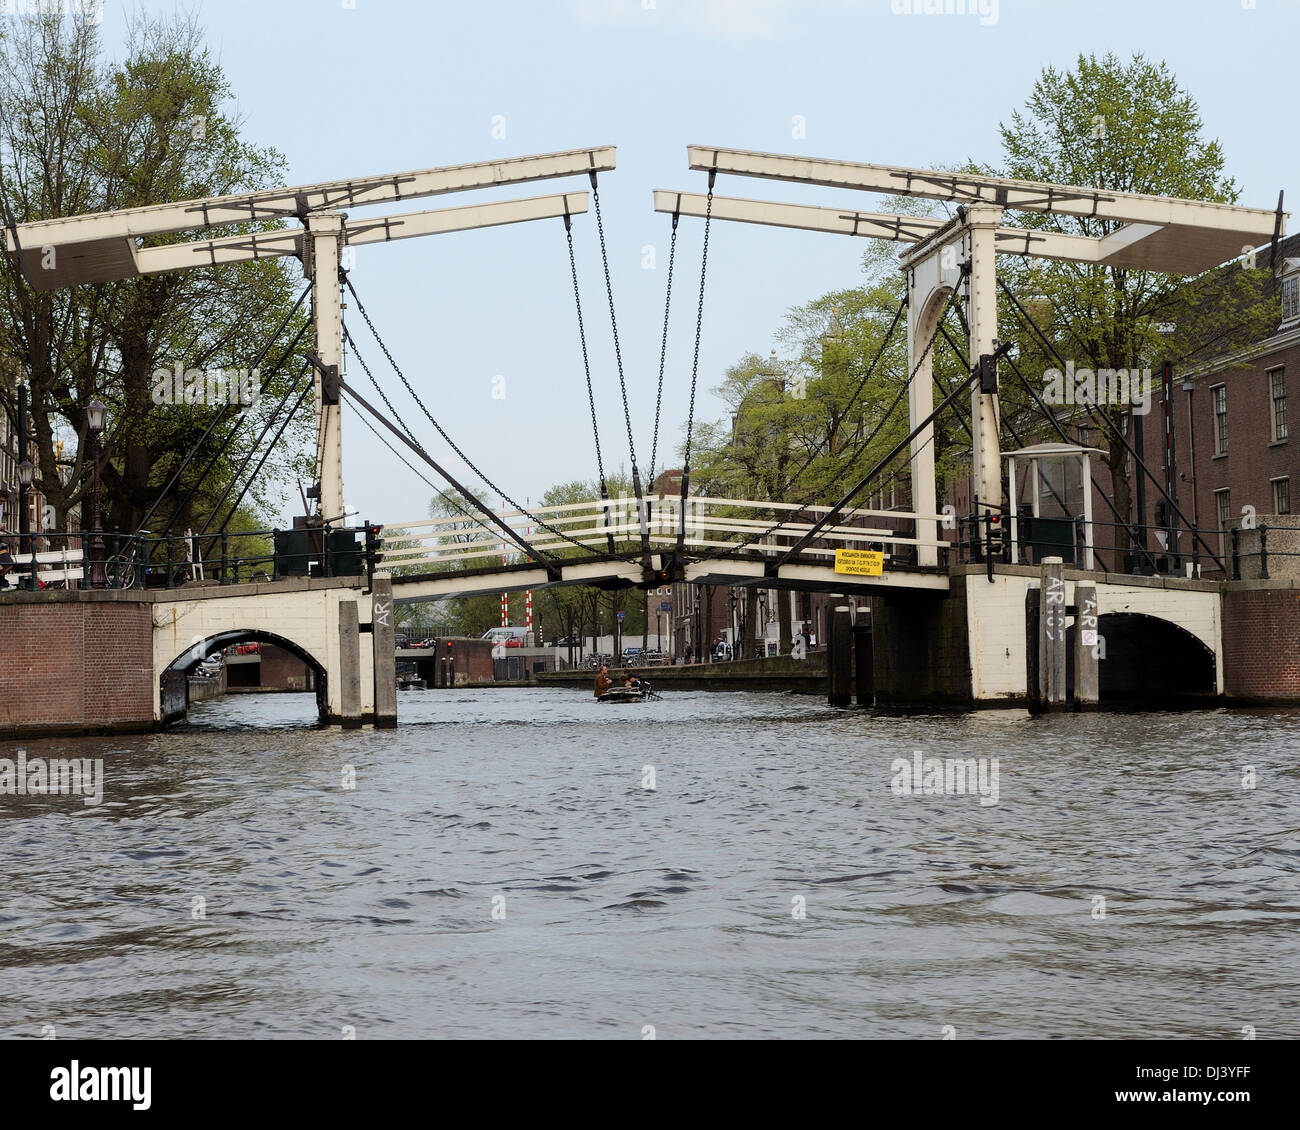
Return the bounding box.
[378,494,956,574]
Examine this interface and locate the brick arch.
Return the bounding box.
[160,628,328,724]
[1096,612,1217,704]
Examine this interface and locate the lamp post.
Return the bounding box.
[695,584,702,664]
[757,588,767,658]
[86,399,107,588]
[728,587,738,661]
[17,458,34,588]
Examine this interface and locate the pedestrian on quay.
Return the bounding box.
[0,525,14,590]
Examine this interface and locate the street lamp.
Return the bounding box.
[757,588,767,657]
[17,459,34,589]
[86,399,107,588]
[728,587,738,661]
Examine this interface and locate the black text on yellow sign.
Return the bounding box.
[834,549,884,576]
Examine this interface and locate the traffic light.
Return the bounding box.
[365,523,384,566]
[985,513,1004,556]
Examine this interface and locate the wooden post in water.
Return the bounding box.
[1025,588,1042,714]
[1039,557,1067,709]
[828,604,852,708]
[339,600,362,728]
[1073,583,1099,710]
[371,577,397,728]
[854,622,873,707]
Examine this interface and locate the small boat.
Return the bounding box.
[597,681,660,703]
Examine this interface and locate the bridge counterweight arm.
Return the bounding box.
[8,147,613,289]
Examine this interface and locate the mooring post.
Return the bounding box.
[828,604,852,708]
[338,600,362,728]
[1039,557,1067,709]
[1025,587,1042,714]
[1073,582,1099,710]
[371,577,397,728]
[854,621,873,707]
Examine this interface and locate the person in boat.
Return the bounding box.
[626,674,641,690]
[594,664,612,698]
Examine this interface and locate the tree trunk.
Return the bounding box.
[779,589,793,655]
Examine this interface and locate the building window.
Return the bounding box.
[1274,478,1290,515]
[1212,384,1228,455]
[1215,488,1232,560]
[1269,367,1287,442]
[1283,276,1300,324]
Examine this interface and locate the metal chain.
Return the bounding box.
[564,214,609,494]
[765,296,907,502]
[649,213,679,483]
[589,181,639,478]
[682,180,715,480]
[342,284,616,559]
[716,285,959,559]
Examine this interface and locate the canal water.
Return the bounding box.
[2,690,1297,1039]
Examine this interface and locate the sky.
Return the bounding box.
[89,0,1300,526]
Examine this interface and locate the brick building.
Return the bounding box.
[1136,234,1300,577]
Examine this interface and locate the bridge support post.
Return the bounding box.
[854,621,873,707]
[966,204,1004,519]
[305,212,345,524]
[1039,557,1067,709]
[371,578,397,728]
[1025,587,1042,714]
[1073,583,1099,710]
[338,600,362,728]
[828,604,852,708]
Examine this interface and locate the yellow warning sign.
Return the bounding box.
[834,548,884,576]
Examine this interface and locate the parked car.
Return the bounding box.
[482,626,529,648]
[394,634,410,650]
[622,647,644,664]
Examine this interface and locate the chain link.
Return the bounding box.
[681,185,714,481]
[564,216,608,495]
[716,286,957,559]
[590,184,640,479]
[343,278,611,559]
[649,216,679,483]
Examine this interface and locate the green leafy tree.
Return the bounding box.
[0,11,312,548]
[996,51,1268,551]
